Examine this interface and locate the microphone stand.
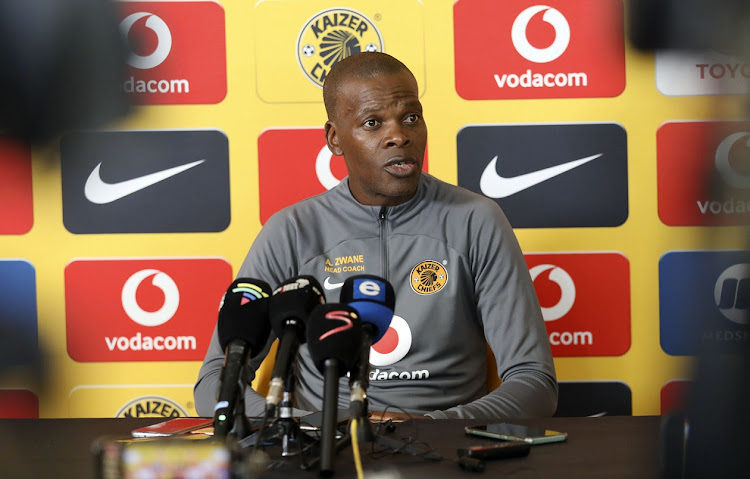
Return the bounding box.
[229,382,254,440]
[319,358,340,476]
[214,347,254,441]
[250,368,318,457]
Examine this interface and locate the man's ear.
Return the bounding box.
[324,120,343,156]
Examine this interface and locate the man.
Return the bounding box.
[195,52,557,420]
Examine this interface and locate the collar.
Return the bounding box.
[336,174,432,220]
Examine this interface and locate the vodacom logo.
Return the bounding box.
[511,5,570,64]
[715,132,750,189]
[120,12,172,69]
[529,264,576,321]
[369,315,412,366]
[121,269,180,327]
[315,145,343,190]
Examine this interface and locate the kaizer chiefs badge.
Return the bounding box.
[116,395,188,418]
[297,8,384,88]
[410,260,448,295]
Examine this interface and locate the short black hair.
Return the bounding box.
[323,52,414,120]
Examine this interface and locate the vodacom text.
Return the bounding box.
[123,76,189,95]
[369,368,430,381]
[104,332,197,352]
[495,70,587,89]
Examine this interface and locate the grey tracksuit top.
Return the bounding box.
[194,173,557,420]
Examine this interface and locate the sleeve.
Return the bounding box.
[193,211,313,418]
[426,201,558,420]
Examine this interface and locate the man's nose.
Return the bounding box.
[383,122,411,148]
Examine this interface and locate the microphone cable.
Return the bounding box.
[350,418,365,479]
[367,407,441,462]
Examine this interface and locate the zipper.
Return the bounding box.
[378,206,388,280]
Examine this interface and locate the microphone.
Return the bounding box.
[306,304,362,476]
[265,275,326,416]
[213,278,273,437]
[339,275,395,418]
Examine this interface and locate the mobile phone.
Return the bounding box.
[457,441,531,459]
[465,423,567,445]
[131,417,214,438]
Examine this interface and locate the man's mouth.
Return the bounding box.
[384,158,418,177]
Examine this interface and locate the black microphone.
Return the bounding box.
[339,275,395,419]
[213,278,273,437]
[265,275,326,416]
[306,304,362,476]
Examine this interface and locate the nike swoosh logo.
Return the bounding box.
[324,277,344,290]
[84,159,206,204]
[479,153,603,199]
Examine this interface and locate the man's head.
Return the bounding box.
[323,52,427,207]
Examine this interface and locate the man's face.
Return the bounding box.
[325,70,427,206]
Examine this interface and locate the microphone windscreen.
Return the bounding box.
[217,278,272,354]
[339,275,395,343]
[348,302,393,343]
[269,275,326,342]
[306,304,362,375]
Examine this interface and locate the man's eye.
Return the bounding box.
[364,119,378,127]
[405,114,420,123]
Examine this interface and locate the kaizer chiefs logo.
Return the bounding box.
[297,8,384,88]
[116,395,188,418]
[410,260,448,295]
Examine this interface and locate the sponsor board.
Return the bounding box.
[68,384,195,418]
[526,252,631,356]
[657,121,750,226]
[253,1,425,102]
[257,127,428,223]
[258,128,347,224]
[457,123,628,228]
[116,1,226,104]
[0,260,38,365]
[661,380,691,414]
[0,390,39,418]
[65,258,232,362]
[60,129,230,233]
[554,381,632,417]
[660,250,750,356]
[656,50,750,96]
[0,136,33,234]
[454,0,625,99]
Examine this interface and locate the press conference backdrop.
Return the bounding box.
[0,0,747,419]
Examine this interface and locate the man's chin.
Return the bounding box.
[382,184,420,206]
